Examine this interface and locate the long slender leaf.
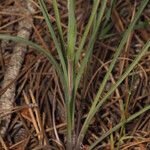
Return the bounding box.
[0,34,66,88]
[75,0,107,102]
[75,1,107,148]
[67,0,76,60]
[92,40,150,148]
[89,104,150,149]
[94,39,150,120]
[75,0,100,64]
[102,0,116,28]
[77,0,149,145]
[52,0,66,53]
[38,0,67,81]
[66,0,77,148]
[79,38,150,146]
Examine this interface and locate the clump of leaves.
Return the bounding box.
[0,0,150,149]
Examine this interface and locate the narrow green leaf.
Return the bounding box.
[0,34,66,88]
[89,105,150,149]
[75,0,107,101]
[95,40,150,119]
[38,0,67,81]
[67,0,77,60]
[75,1,107,148]
[79,39,150,146]
[75,0,100,64]
[77,0,149,145]
[52,0,66,53]
[102,0,116,28]
[66,0,77,148]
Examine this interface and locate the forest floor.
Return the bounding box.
[0,0,150,150]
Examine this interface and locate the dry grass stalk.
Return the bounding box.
[29,89,48,145]
[0,134,8,150]
[23,91,41,141]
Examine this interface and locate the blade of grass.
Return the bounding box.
[75,0,100,64]
[75,0,107,147]
[67,0,77,149]
[75,0,107,103]
[52,0,66,53]
[94,39,150,122]
[67,0,76,60]
[117,5,136,147]
[77,0,149,146]
[38,0,67,82]
[99,23,113,39]
[102,0,116,28]
[0,34,66,90]
[67,0,76,99]
[94,0,148,110]
[80,38,150,146]
[89,104,150,149]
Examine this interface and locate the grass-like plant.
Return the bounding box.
[0,0,150,149]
